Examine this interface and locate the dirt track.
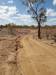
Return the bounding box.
[18,35,56,75]
[0,35,56,75]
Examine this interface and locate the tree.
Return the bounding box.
[23,0,46,39]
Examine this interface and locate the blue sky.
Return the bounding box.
[0,0,56,25]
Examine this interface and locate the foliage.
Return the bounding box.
[23,0,46,39]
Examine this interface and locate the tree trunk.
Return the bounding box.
[38,21,41,39]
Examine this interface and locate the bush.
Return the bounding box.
[53,34,56,42]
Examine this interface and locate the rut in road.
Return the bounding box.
[4,36,23,75]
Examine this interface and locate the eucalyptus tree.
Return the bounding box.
[23,0,46,39]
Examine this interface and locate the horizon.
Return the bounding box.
[0,23,56,27]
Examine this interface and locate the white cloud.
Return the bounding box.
[47,8,56,16]
[13,13,31,22]
[0,5,17,19]
[18,14,31,19]
[8,6,17,16]
[53,0,56,5]
[8,0,14,4]
[0,5,31,20]
[0,5,33,25]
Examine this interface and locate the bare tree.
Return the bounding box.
[23,0,46,39]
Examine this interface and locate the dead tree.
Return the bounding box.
[23,0,46,39]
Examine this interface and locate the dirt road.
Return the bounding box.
[0,35,56,75]
[18,35,56,75]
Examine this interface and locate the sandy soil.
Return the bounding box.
[18,35,56,75]
[0,36,21,75]
[0,35,56,75]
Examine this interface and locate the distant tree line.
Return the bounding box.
[0,24,56,29]
[0,23,37,29]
